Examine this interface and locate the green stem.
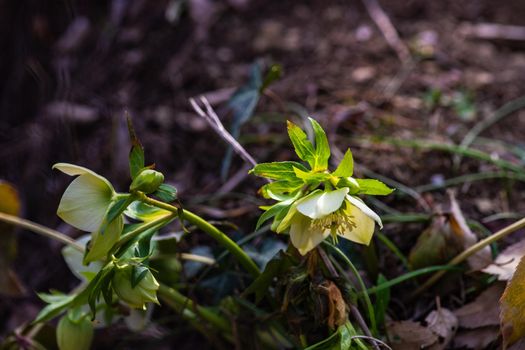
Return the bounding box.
[115,213,177,249]
[0,212,84,252]
[412,216,525,297]
[136,192,261,278]
[158,284,232,335]
[323,242,378,336]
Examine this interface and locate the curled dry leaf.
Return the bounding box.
[454,283,505,329]
[483,240,525,281]
[447,190,492,271]
[425,307,458,349]
[387,320,438,350]
[318,280,347,330]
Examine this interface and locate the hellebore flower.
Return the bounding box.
[53,163,123,263]
[112,263,160,309]
[276,188,382,255]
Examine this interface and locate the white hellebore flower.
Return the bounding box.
[276,188,382,255]
[54,163,123,263]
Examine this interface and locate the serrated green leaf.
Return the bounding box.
[287,120,316,165]
[333,149,354,177]
[355,179,394,195]
[250,161,307,181]
[260,179,304,198]
[154,183,178,202]
[309,118,330,171]
[293,166,331,183]
[127,115,145,180]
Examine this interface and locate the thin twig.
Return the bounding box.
[0,212,84,252]
[350,335,393,350]
[189,96,258,168]
[361,0,412,63]
[349,305,381,350]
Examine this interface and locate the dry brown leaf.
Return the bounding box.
[319,280,347,329]
[454,283,505,329]
[425,307,457,349]
[500,256,525,347]
[448,190,492,270]
[452,327,500,349]
[387,320,438,350]
[483,240,525,281]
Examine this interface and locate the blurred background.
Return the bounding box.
[2,0,525,348]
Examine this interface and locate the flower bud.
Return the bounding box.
[56,313,94,350]
[112,264,160,309]
[129,169,164,194]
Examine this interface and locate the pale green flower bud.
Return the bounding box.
[129,169,164,194]
[56,313,94,350]
[112,264,160,309]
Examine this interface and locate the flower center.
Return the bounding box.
[310,209,356,241]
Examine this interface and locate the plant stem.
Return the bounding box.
[136,192,261,278]
[158,284,232,335]
[412,216,525,297]
[0,212,234,339]
[115,213,177,249]
[0,212,84,252]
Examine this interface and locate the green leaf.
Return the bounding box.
[374,274,390,327]
[126,115,145,180]
[287,120,316,165]
[309,118,330,171]
[260,64,282,92]
[260,179,304,198]
[293,166,331,183]
[256,199,294,231]
[100,195,133,234]
[333,149,354,177]
[131,265,150,288]
[154,183,178,202]
[34,294,76,324]
[86,263,116,317]
[124,201,171,222]
[355,179,394,195]
[250,161,307,181]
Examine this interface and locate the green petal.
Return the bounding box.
[289,214,329,255]
[53,163,114,190]
[275,203,298,233]
[338,201,376,245]
[55,165,114,232]
[83,215,123,264]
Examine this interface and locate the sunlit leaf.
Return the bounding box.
[333,149,354,178]
[309,117,330,171]
[354,179,394,196]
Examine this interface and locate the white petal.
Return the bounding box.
[289,214,330,255]
[316,188,349,217]
[84,215,123,263]
[62,235,104,281]
[296,190,324,219]
[53,163,114,191]
[57,174,114,232]
[345,195,382,229]
[339,203,375,245]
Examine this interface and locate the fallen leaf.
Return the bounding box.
[500,255,525,347]
[452,327,500,349]
[425,307,457,349]
[448,190,492,270]
[483,240,525,280]
[387,320,438,350]
[454,283,505,329]
[319,280,347,330]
